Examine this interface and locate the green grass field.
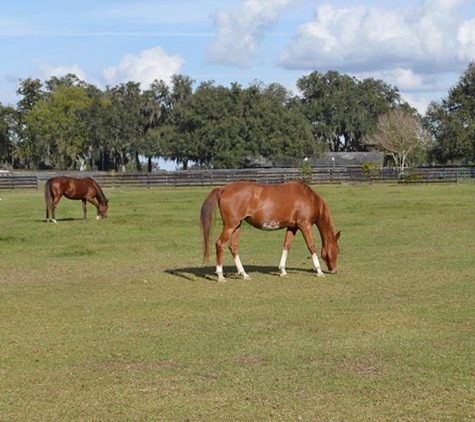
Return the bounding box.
[1,182,474,421]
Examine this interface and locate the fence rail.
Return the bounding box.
[84,167,475,187]
[1,167,474,190]
[0,174,38,190]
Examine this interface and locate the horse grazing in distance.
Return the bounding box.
[45,176,108,223]
[200,180,340,281]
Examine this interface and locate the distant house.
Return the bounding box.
[273,152,384,168]
[307,152,384,167]
[243,156,274,168]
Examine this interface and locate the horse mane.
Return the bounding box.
[319,202,335,233]
[299,181,337,240]
[90,178,107,203]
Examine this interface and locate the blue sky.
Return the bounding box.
[1,0,475,116]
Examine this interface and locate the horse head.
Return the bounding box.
[98,199,109,219]
[321,230,341,274]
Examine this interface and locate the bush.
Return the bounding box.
[298,162,313,183]
[398,170,424,183]
[361,162,378,181]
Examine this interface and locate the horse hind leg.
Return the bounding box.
[215,227,231,281]
[50,196,62,223]
[47,199,58,224]
[48,210,58,224]
[45,194,56,223]
[229,226,250,280]
[215,224,249,282]
[279,228,297,277]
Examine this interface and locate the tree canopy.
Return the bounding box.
[296,71,405,152]
[1,65,472,171]
[425,61,475,165]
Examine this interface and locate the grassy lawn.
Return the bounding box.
[0,182,474,421]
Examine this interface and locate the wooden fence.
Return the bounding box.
[0,174,38,190]
[75,167,475,187]
[1,167,474,190]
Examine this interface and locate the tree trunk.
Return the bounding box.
[121,150,126,172]
[135,152,141,171]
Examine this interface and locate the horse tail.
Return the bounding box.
[44,178,53,219]
[200,187,223,263]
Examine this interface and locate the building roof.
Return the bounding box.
[272,152,384,168]
[308,152,384,167]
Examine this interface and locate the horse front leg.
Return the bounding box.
[279,228,297,277]
[82,199,87,220]
[87,198,99,219]
[299,224,324,277]
[229,226,250,280]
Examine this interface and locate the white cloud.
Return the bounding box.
[399,93,432,114]
[102,46,185,87]
[38,64,87,81]
[376,69,425,92]
[209,0,296,67]
[458,18,475,61]
[279,1,475,72]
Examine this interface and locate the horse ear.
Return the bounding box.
[335,231,341,241]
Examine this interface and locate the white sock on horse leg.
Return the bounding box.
[312,253,324,276]
[234,255,250,279]
[216,265,226,281]
[278,249,288,276]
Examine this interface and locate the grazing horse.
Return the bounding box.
[45,176,108,223]
[200,180,340,281]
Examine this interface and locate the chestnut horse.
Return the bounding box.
[45,176,108,223]
[200,180,340,281]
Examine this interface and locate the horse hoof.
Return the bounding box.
[316,272,325,277]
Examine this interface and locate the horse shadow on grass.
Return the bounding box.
[165,265,315,281]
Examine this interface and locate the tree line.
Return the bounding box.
[1,63,474,171]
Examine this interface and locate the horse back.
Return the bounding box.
[218,181,324,227]
[49,176,96,199]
